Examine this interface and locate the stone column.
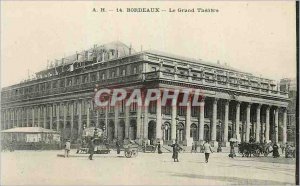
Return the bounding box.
[282,108,287,144]
[16,108,20,127]
[255,104,261,142]
[78,100,82,135]
[171,103,177,141]
[274,107,279,144]
[136,103,142,140]
[199,99,205,143]
[50,105,53,130]
[32,107,35,127]
[143,104,148,140]
[114,101,119,139]
[26,108,29,127]
[185,98,191,146]
[235,102,241,142]
[224,100,229,145]
[43,106,47,128]
[12,109,15,127]
[246,103,251,142]
[156,94,162,140]
[63,103,67,129]
[70,102,74,140]
[37,107,41,127]
[211,98,218,144]
[265,106,270,142]
[56,104,60,131]
[125,101,130,139]
[2,110,5,129]
[87,100,90,127]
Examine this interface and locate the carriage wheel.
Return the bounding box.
[125,151,132,158]
[253,149,260,157]
[132,150,138,157]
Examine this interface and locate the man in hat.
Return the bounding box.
[64,139,71,158]
[169,140,182,162]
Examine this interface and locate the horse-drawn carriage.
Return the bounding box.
[76,127,110,154]
[238,142,271,157]
[123,142,139,158]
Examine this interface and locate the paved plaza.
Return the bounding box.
[1,150,295,185]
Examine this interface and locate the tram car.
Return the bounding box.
[76,127,110,154]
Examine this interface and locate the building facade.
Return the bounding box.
[1,41,290,146]
[280,78,297,143]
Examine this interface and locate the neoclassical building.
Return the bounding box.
[1,41,290,146]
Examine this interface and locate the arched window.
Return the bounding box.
[190,124,198,141]
[163,122,171,141]
[176,123,185,142]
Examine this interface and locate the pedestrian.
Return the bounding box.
[116,138,121,154]
[169,140,182,162]
[203,140,213,163]
[64,139,71,158]
[157,141,162,154]
[229,141,235,158]
[191,142,196,153]
[88,137,95,160]
[272,143,280,158]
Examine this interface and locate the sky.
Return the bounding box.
[1,1,297,87]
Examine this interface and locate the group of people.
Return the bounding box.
[169,140,214,163]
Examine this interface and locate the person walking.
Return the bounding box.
[64,139,71,158]
[157,141,162,154]
[169,140,182,162]
[203,140,213,163]
[229,141,235,158]
[116,138,121,155]
[88,137,95,160]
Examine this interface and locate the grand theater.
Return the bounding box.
[1,41,290,147]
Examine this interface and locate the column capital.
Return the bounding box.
[257,103,262,109]
[213,97,219,104]
[225,99,230,105]
[247,102,252,108]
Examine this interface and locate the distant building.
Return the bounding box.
[280,78,297,143]
[1,41,290,147]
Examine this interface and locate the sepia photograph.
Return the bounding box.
[0,1,298,185]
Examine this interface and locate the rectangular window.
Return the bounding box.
[67,78,72,86]
[52,80,58,89]
[82,75,88,83]
[91,72,97,82]
[60,79,65,87]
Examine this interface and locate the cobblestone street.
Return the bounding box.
[1,150,295,185]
